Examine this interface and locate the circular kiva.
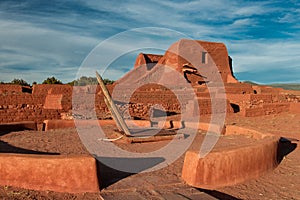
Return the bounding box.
[46,120,279,190]
[0,120,279,192]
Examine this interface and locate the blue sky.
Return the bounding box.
[0,0,299,84]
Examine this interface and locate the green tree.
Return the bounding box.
[67,80,76,86]
[103,78,115,85]
[10,78,30,86]
[68,76,114,86]
[42,77,63,84]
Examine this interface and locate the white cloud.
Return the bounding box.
[278,9,300,23]
[0,19,100,82]
[233,5,268,16]
[227,39,300,75]
[79,0,272,39]
[231,18,256,27]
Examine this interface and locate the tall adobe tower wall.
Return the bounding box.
[133,39,238,84]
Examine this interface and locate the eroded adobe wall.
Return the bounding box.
[224,83,254,94]
[252,85,284,94]
[0,84,72,123]
[0,85,23,93]
[33,84,72,111]
[226,84,299,117]
[113,84,233,120]
[0,82,298,124]
[0,82,237,124]
[241,103,291,117]
[134,53,163,70]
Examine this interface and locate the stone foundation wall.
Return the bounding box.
[0,83,298,124]
[0,85,72,123]
[226,84,299,117]
[242,103,291,117]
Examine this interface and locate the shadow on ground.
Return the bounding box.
[277,137,298,163]
[97,161,135,189]
[0,125,36,136]
[96,156,165,188]
[198,189,242,200]
[0,140,59,155]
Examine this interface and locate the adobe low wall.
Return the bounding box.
[44,119,76,130]
[227,93,286,107]
[224,83,254,94]
[182,126,279,189]
[252,86,284,94]
[0,85,23,93]
[43,119,226,135]
[242,103,290,117]
[43,119,117,131]
[0,154,99,193]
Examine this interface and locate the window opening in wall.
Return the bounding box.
[202,52,207,64]
[230,103,240,113]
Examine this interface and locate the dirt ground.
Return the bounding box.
[0,112,299,200]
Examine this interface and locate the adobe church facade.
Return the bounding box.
[133,39,238,85]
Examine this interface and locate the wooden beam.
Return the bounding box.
[103,96,123,132]
[95,71,132,136]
